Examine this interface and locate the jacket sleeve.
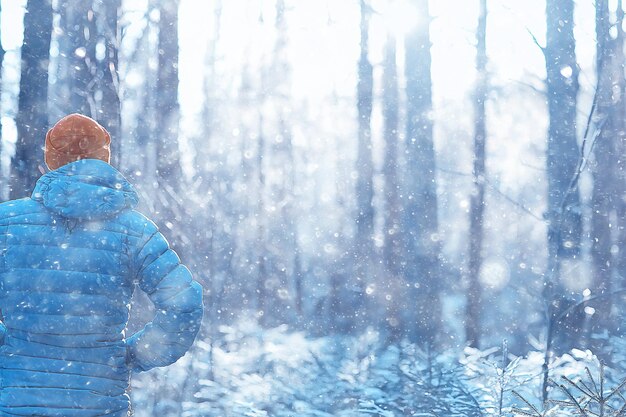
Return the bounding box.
[126,219,204,373]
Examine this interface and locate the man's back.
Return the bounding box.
[0,159,203,416]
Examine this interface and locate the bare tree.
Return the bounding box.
[155,0,185,251]
[256,113,268,325]
[60,0,98,116]
[466,0,487,349]
[589,0,625,339]
[544,0,583,350]
[195,0,223,324]
[156,0,182,181]
[11,0,53,198]
[544,1,582,273]
[96,0,122,166]
[403,0,441,345]
[264,0,300,325]
[382,33,402,340]
[131,4,158,180]
[354,0,375,329]
[53,0,120,163]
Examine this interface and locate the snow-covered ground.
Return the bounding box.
[131,319,626,416]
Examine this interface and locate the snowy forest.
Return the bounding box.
[0,0,626,415]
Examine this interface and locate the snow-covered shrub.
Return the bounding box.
[130,321,626,417]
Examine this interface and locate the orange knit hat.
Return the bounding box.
[45,113,111,170]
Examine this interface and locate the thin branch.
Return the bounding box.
[512,390,544,416]
[526,26,546,53]
[483,177,544,221]
[511,79,546,95]
[556,288,626,323]
[437,167,544,221]
[561,375,596,399]
[556,383,589,415]
[606,378,626,401]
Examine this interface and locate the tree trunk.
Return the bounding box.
[54,1,119,161]
[49,2,70,123]
[354,0,375,329]
[265,0,299,325]
[155,0,184,249]
[97,0,122,166]
[156,0,182,181]
[544,0,583,351]
[403,0,441,345]
[545,0,582,278]
[196,0,222,176]
[382,34,401,276]
[195,0,222,340]
[11,0,53,198]
[134,9,158,186]
[256,114,267,325]
[63,0,98,117]
[589,0,625,340]
[382,33,402,341]
[466,0,487,349]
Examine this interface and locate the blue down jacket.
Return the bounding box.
[0,159,204,416]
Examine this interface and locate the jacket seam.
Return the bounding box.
[134,228,159,282]
[2,242,124,255]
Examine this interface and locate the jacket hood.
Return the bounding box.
[32,159,139,220]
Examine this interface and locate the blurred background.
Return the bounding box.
[0,0,625,414]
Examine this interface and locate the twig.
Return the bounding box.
[556,288,626,323]
[512,390,544,416]
[511,79,546,95]
[526,27,546,53]
[483,177,544,221]
[437,167,544,221]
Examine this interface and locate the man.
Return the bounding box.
[0,114,204,416]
